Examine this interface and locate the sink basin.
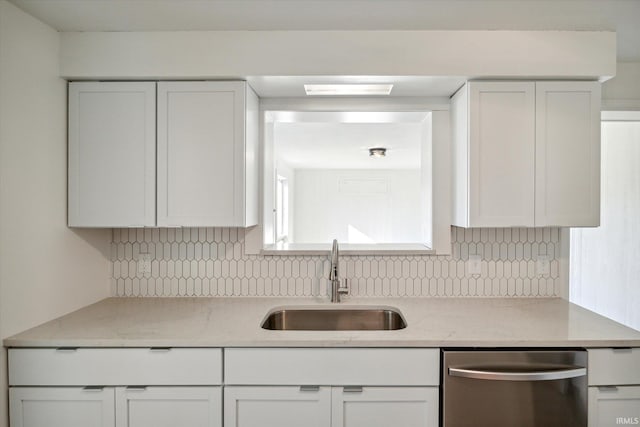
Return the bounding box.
[261,307,407,331]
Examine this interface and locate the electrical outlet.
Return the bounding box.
[137,253,152,275]
[536,255,550,276]
[467,255,482,275]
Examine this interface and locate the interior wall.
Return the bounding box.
[602,62,640,110]
[0,2,111,425]
[293,169,422,244]
[570,121,640,331]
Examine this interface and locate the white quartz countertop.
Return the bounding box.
[4,297,640,348]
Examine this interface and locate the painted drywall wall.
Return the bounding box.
[602,62,640,110]
[0,1,111,425]
[293,169,422,244]
[570,121,640,331]
[59,30,615,79]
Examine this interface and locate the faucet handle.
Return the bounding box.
[338,279,349,296]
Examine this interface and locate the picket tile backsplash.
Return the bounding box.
[111,227,561,298]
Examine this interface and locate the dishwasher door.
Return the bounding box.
[442,350,587,427]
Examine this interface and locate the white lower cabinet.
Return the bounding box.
[10,387,116,427]
[332,386,438,427]
[588,386,640,427]
[224,386,331,427]
[8,349,223,427]
[587,348,640,427]
[10,386,222,427]
[9,348,439,427]
[224,386,437,427]
[116,387,222,427]
[223,349,440,427]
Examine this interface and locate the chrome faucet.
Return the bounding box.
[329,239,348,303]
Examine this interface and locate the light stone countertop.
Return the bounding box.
[4,297,640,348]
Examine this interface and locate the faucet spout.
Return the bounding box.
[329,239,339,281]
[328,239,348,303]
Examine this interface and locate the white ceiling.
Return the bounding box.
[274,113,425,170]
[8,0,640,62]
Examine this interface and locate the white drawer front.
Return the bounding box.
[225,348,439,386]
[588,348,640,386]
[588,386,640,427]
[9,348,222,386]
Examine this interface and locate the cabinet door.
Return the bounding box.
[535,81,601,227]
[68,82,156,227]
[331,386,438,427]
[588,386,640,427]
[224,386,331,427]
[10,387,115,427]
[115,386,221,427]
[157,81,249,227]
[468,82,536,227]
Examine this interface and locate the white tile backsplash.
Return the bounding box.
[111,227,562,298]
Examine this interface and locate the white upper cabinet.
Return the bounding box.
[452,80,601,228]
[453,81,536,227]
[535,82,601,227]
[69,81,258,228]
[157,81,258,227]
[68,82,156,227]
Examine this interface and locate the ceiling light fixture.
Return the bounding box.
[369,147,387,158]
[304,84,393,96]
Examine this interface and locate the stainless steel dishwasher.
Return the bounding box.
[442,349,587,427]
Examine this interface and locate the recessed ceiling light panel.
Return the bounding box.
[304,84,393,96]
[369,147,387,158]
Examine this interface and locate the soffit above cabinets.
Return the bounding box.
[8,0,640,61]
[60,31,614,82]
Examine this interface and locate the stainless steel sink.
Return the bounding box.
[261,307,407,331]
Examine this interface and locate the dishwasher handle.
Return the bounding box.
[449,366,586,381]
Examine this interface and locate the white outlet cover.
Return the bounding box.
[467,255,482,275]
[536,255,550,276]
[137,253,152,275]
